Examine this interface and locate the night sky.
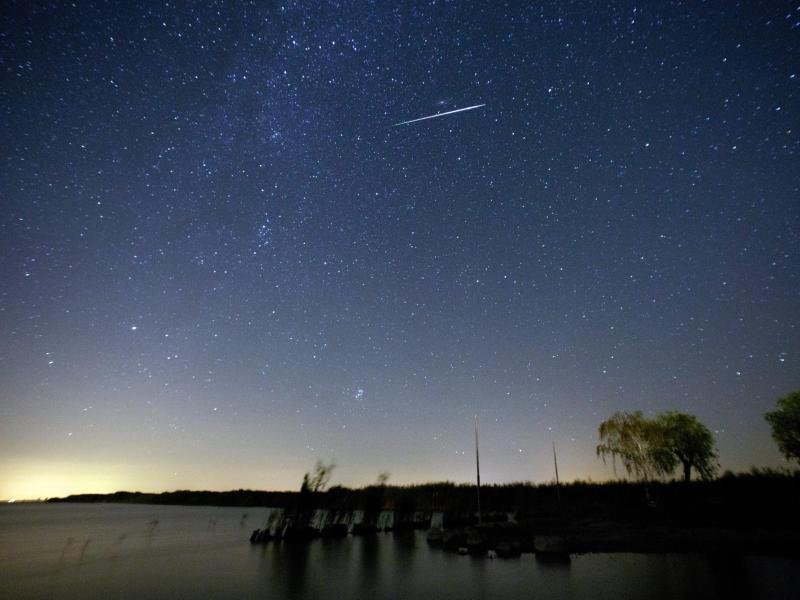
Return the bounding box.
[1,1,798,500]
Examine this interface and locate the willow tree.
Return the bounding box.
[765,390,800,465]
[654,411,717,481]
[597,411,665,484]
[597,410,657,481]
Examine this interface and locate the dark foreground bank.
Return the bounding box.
[50,470,800,556]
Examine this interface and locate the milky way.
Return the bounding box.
[1,1,798,498]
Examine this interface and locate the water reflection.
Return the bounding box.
[707,555,753,599]
[2,505,799,600]
[271,541,311,599]
[535,553,572,568]
[359,532,382,592]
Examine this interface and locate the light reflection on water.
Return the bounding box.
[0,503,797,599]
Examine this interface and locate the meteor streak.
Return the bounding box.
[393,103,486,127]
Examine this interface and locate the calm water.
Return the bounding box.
[0,503,797,599]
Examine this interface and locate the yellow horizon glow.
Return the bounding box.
[0,458,306,500]
[0,460,128,500]
[0,454,619,501]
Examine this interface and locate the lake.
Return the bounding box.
[0,503,797,599]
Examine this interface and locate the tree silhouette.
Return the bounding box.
[765,390,800,465]
[597,411,666,484]
[653,411,717,481]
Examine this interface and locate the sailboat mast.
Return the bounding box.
[475,414,482,525]
[552,441,561,504]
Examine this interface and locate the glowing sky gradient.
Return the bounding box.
[1,1,798,499]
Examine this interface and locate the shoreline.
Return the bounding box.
[40,473,800,557]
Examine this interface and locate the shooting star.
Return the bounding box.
[393,103,486,127]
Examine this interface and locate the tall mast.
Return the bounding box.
[475,414,482,525]
[552,441,561,504]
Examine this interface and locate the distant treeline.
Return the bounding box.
[49,469,800,530]
[47,489,299,507]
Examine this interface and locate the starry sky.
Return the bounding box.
[1,1,798,499]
